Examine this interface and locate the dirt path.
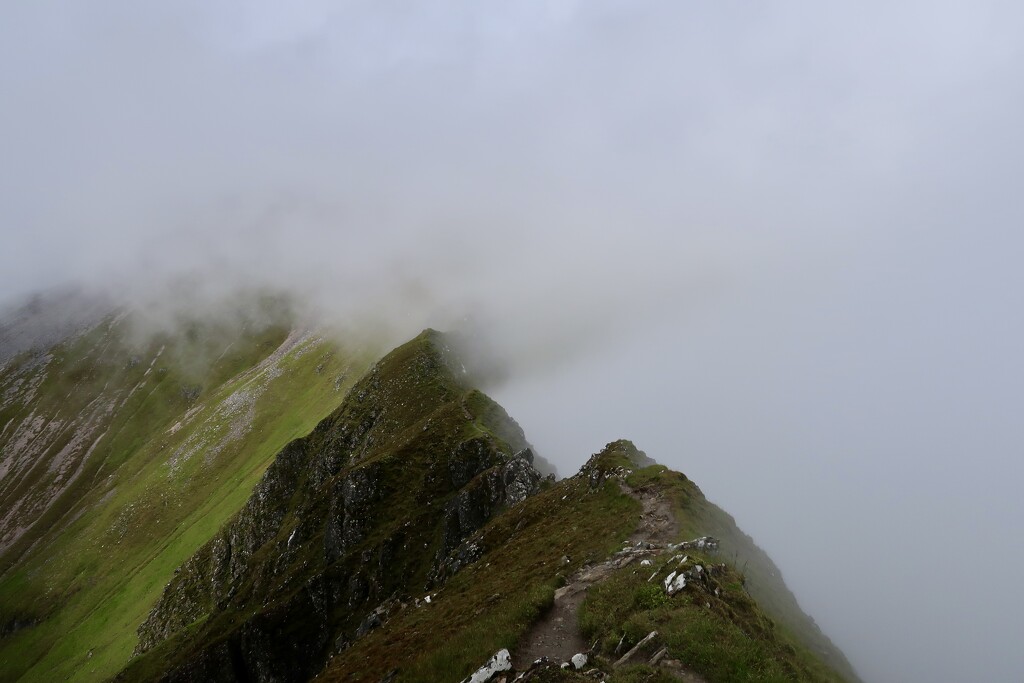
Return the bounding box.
[512,578,591,668]
[512,483,678,669]
[626,483,678,545]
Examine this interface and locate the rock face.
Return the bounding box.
[128,330,541,682]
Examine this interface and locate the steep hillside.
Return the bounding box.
[117,331,858,683]
[118,330,546,681]
[0,315,858,683]
[0,303,377,682]
[312,441,858,683]
[640,474,858,681]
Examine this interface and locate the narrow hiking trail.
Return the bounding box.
[626,482,679,546]
[512,482,678,669]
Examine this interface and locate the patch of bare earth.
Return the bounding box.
[624,482,678,545]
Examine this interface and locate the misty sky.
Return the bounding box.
[2,2,1024,681]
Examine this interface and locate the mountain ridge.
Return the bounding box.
[0,308,859,682]
[120,329,859,683]
[122,329,545,681]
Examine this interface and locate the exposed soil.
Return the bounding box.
[513,579,591,669]
[624,483,678,545]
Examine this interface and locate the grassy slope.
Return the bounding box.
[117,330,544,682]
[2,324,857,683]
[320,443,854,683]
[580,552,843,683]
[0,315,376,682]
[622,464,860,682]
[317,453,641,682]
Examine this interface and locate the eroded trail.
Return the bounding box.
[512,574,591,669]
[626,482,678,545]
[512,482,678,669]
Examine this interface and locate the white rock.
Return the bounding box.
[571,653,588,669]
[463,649,512,683]
[640,559,652,567]
[665,572,687,596]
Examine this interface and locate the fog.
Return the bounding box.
[3,2,1024,680]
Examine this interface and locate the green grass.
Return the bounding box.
[1,327,858,683]
[116,364,647,682]
[621,465,859,681]
[0,313,377,682]
[318,475,640,682]
[115,330,555,682]
[579,551,842,682]
[320,438,851,683]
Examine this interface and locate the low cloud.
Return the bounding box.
[3,2,1024,681]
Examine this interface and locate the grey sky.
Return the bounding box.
[2,2,1023,681]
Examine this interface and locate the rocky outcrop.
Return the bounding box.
[325,462,384,563]
[438,455,540,560]
[461,649,512,683]
[126,330,543,682]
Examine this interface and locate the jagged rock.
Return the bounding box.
[669,536,719,552]
[656,559,727,599]
[126,332,546,682]
[502,457,541,506]
[514,447,535,464]
[664,570,687,596]
[462,648,512,683]
[437,456,540,561]
[449,437,499,489]
[355,611,381,638]
[325,464,382,562]
[428,537,485,585]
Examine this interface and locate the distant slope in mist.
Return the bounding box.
[0,289,113,366]
[0,298,378,682]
